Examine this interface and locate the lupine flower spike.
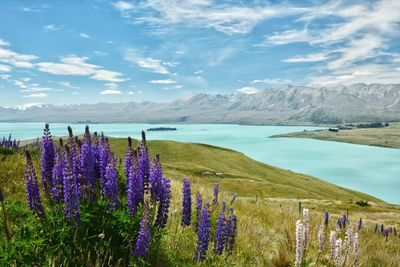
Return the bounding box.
[213,182,219,205]
[302,208,310,250]
[194,204,211,262]
[329,231,337,260]
[63,146,81,224]
[40,123,55,198]
[25,151,45,217]
[353,233,359,265]
[335,238,343,266]
[318,224,324,252]
[181,178,192,227]
[132,203,151,257]
[154,177,171,228]
[195,192,202,232]
[225,214,237,256]
[52,138,65,204]
[214,212,226,255]
[295,220,304,267]
[324,211,329,227]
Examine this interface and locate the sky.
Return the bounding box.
[0,0,399,108]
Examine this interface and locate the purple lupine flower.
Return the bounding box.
[127,150,143,216]
[181,178,192,227]
[138,131,150,194]
[104,154,119,210]
[40,123,55,198]
[221,201,226,213]
[337,217,342,229]
[214,212,226,255]
[195,192,202,232]
[384,228,389,240]
[99,136,111,192]
[125,136,134,179]
[154,177,171,228]
[324,211,329,226]
[194,204,211,262]
[25,151,45,217]
[342,215,347,228]
[150,154,163,203]
[358,218,363,231]
[63,146,80,224]
[213,182,219,205]
[52,139,65,204]
[225,214,237,256]
[80,126,96,200]
[132,205,151,257]
[374,223,378,233]
[67,126,81,197]
[92,132,101,180]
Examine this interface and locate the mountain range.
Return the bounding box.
[2,83,400,125]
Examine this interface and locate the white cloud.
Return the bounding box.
[91,69,127,82]
[123,48,169,74]
[116,1,307,34]
[16,103,42,110]
[36,56,126,82]
[0,39,10,46]
[0,64,12,72]
[59,81,80,89]
[284,53,328,63]
[112,1,134,11]
[251,78,293,84]
[263,0,400,86]
[100,89,122,95]
[0,46,38,69]
[100,82,122,94]
[149,79,176,84]
[309,64,400,86]
[127,91,134,95]
[79,33,90,39]
[237,86,258,94]
[43,24,63,32]
[23,93,48,98]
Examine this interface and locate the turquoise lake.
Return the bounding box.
[1,122,399,204]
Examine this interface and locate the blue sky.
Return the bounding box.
[0,0,399,108]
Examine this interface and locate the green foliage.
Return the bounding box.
[0,146,14,156]
[0,197,155,266]
[355,200,370,207]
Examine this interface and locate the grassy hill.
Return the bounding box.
[1,137,399,266]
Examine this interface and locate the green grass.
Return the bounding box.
[271,125,400,149]
[1,138,400,266]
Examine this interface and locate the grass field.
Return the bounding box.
[1,137,399,266]
[271,125,400,149]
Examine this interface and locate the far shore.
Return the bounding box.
[270,124,400,149]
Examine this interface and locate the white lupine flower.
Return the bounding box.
[345,226,354,262]
[302,208,310,250]
[329,231,337,260]
[335,238,343,267]
[295,220,304,267]
[318,224,324,252]
[353,233,360,265]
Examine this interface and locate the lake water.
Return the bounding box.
[1,122,399,204]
